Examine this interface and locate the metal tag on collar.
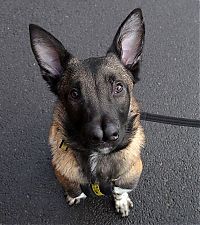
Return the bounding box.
[91,183,104,196]
[59,140,68,151]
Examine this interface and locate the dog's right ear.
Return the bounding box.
[29,24,71,94]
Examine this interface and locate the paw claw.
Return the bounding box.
[116,206,120,213]
[128,198,134,208]
[75,198,81,204]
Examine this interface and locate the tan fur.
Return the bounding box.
[114,156,143,188]
[53,165,82,197]
[49,103,87,184]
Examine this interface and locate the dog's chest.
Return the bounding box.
[88,152,119,182]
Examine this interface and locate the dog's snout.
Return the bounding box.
[104,123,119,142]
[91,126,103,142]
[85,119,119,144]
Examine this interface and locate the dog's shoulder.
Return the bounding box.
[49,101,87,183]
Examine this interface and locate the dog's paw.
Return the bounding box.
[66,193,87,206]
[114,192,133,217]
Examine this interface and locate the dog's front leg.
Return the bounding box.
[113,157,143,217]
[54,168,87,205]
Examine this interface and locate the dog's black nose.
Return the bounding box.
[86,122,119,143]
[103,123,119,142]
[91,126,104,142]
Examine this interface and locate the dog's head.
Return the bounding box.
[29,8,145,155]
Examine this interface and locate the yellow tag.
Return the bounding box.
[60,140,68,151]
[91,183,104,196]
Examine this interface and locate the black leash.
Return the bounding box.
[140,112,200,128]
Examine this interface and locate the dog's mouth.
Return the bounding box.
[88,142,115,154]
[68,137,130,155]
[96,141,130,154]
[76,139,118,154]
[84,137,128,155]
[98,147,112,154]
[95,135,132,154]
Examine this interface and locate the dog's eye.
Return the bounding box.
[70,89,81,100]
[114,82,124,94]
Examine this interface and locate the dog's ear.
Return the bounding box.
[107,8,145,71]
[29,24,71,94]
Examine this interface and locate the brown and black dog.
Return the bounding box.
[29,8,145,217]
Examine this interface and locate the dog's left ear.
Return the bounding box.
[107,8,145,71]
[29,24,72,94]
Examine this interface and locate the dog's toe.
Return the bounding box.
[66,195,76,205]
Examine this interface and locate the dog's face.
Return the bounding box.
[29,9,144,154]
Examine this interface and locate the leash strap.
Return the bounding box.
[140,112,200,128]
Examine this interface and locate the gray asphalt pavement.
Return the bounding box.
[0,0,199,224]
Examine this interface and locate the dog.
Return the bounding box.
[29,8,145,217]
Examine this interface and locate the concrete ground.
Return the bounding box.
[0,0,199,224]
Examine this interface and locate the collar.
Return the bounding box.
[81,182,113,197]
